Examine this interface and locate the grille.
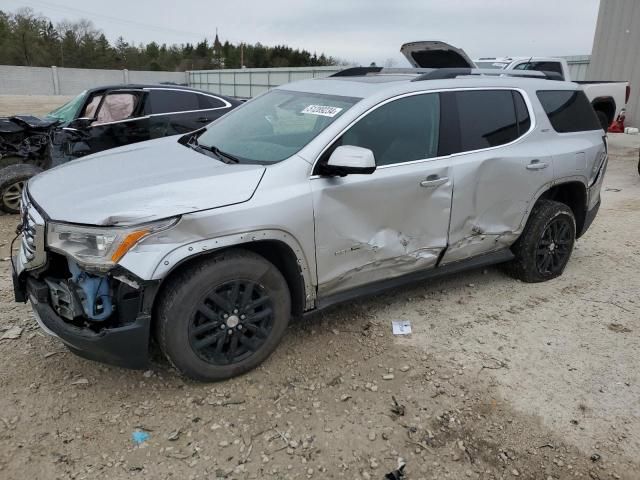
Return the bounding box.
[19,190,46,270]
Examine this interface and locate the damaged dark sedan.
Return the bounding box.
[0,85,240,213]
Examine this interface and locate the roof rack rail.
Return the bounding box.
[330,67,382,77]
[411,68,563,82]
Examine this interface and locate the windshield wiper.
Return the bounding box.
[208,145,240,164]
[186,137,239,164]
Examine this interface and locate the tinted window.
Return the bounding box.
[455,90,521,151]
[513,91,531,134]
[148,90,199,114]
[198,94,225,109]
[514,61,564,79]
[537,90,601,133]
[338,93,440,166]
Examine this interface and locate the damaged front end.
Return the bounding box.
[14,189,170,369]
[0,115,59,168]
[22,253,157,369]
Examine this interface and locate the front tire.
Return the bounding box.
[156,249,291,381]
[0,163,43,214]
[506,200,576,283]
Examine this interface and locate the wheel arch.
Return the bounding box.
[535,181,588,237]
[152,234,313,321]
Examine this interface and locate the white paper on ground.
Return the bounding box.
[392,320,412,335]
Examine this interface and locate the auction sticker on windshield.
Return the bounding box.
[301,105,343,117]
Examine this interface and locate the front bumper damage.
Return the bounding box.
[15,263,157,370]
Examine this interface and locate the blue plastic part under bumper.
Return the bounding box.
[25,277,151,369]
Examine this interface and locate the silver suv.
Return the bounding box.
[13,67,607,381]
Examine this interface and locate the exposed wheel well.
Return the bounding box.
[537,182,587,237]
[154,240,307,322]
[591,97,616,126]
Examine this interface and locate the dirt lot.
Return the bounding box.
[0,95,73,117]
[0,124,639,479]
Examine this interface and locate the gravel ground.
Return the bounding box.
[0,95,73,117]
[0,126,639,479]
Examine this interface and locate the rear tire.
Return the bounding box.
[0,163,43,214]
[156,249,291,381]
[505,200,576,283]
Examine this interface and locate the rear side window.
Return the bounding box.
[537,90,601,133]
[198,94,226,109]
[147,90,199,114]
[453,90,528,151]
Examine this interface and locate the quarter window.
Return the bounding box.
[537,90,602,133]
[148,90,200,114]
[337,93,440,166]
[198,94,225,109]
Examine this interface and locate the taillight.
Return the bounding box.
[626,85,631,104]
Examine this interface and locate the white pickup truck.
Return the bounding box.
[400,41,630,130]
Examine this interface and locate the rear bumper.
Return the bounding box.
[578,199,600,238]
[25,276,151,369]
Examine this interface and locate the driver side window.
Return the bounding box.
[93,93,138,125]
[334,93,440,166]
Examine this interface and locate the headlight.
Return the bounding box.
[47,217,178,271]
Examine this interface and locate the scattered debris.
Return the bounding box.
[391,320,412,335]
[390,396,405,417]
[43,351,66,358]
[382,373,395,380]
[605,188,621,192]
[167,429,181,441]
[0,325,23,340]
[384,464,406,480]
[143,370,154,378]
[538,443,554,449]
[340,394,352,402]
[399,365,410,372]
[132,430,150,445]
[70,378,89,385]
[591,453,601,462]
[608,323,632,333]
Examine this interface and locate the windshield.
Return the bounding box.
[475,61,509,70]
[46,91,87,123]
[197,89,360,164]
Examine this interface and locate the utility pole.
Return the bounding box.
[240,42,244,68]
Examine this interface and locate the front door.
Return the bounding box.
[311,92,453,297]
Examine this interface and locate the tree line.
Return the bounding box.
[0,8,339,71]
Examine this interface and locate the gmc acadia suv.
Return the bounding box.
[13,66,607,381]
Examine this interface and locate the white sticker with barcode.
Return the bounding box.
[301,105,343,117]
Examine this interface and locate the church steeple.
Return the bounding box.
[213,27,222,52]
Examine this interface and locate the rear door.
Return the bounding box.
[145,89,232,137]
[440,88,554,264]
[311,92,453,298]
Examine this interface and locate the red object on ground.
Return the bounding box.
[608,108,626,133]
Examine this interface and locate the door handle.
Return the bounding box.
[420,176,449,188]
[196,117,210,123]
[526,159,549,170]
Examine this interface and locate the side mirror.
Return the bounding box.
[69,141,91,156]
[67,117,94,130]
[323,145,376,176]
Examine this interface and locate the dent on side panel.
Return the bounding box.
[313,166,451,297]
[442,148,548,265]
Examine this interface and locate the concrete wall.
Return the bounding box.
[0,65,188,96]
[588,0,640,127]
[187,66,344,98]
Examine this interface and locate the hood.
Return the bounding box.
[400,41,476,69]
[28,136,266,226]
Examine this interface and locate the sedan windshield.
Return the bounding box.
[46,91,87,123]
[197,89,360,164]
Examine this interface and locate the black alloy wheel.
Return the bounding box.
[189,279,274,365]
